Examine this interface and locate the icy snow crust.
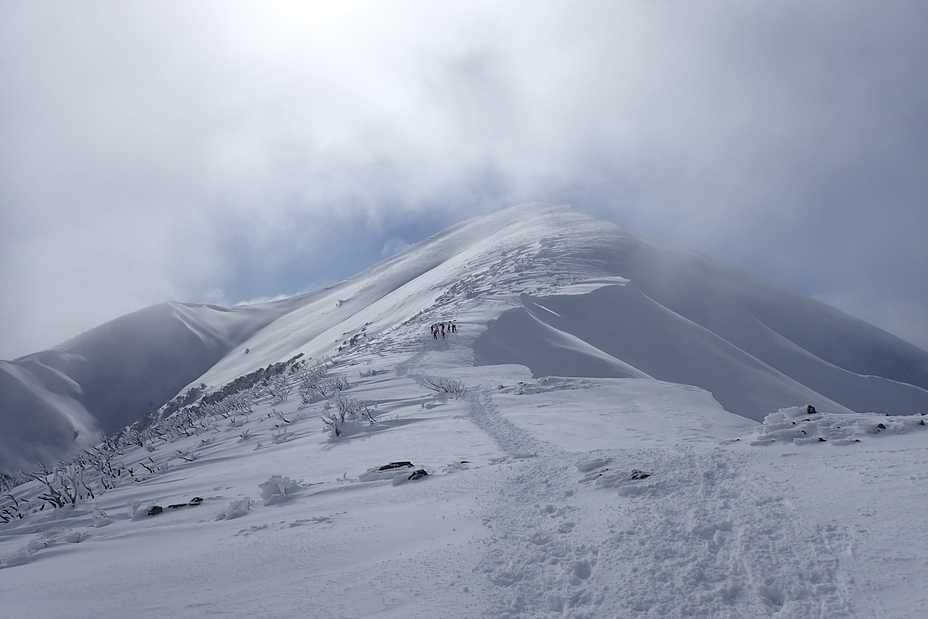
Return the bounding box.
[2,203,928,617]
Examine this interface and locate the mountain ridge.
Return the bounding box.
[1,202,926,474]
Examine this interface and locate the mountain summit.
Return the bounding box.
[2,203,927,472]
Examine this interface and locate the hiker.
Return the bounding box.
[451,322,457,334]
[441,324,446,339]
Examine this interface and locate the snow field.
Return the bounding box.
[2,335,928,617]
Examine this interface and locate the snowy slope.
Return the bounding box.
[2,203,927,474]
[2,330,927,617]
[3,203,928,616]
[194,202,928,420]
[0,302,285,472]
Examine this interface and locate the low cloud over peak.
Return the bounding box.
[2,1,927,358]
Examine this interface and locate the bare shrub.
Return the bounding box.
[419,376,467,399]
[321,395,376,438]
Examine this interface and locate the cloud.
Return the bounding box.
[2,0,927,358]
[381,238,412,259]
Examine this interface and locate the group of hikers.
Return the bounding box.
[430,321,457,339]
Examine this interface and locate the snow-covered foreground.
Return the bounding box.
[2,330,927,618]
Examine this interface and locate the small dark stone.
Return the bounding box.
[818,438,826,442]
[147,505,163,516]
[919,420,925,426]
[408,469,428,481]
[380,461,414,471]
[168,503,186,509]
[189,497,204,505]
[877,423,886,430]
[460,461,469,464]
[629,469,651,480]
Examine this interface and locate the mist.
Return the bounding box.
[2,1,927,358]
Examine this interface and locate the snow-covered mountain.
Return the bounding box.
[0,302,287,472]
[3,203,928,617]
[2,203,927,473]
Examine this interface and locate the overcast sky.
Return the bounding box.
[2,1,927,360]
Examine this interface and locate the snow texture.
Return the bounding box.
[2,203,928,617]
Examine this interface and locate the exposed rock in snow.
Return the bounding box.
[749,404,928,445]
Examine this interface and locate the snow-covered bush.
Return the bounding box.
[175,449,197,462]
[301,376,349,404]
[92,507,112,528]
[28,463,95,508]
[259,475,305,505]
[298,359,349,403]
[0,493,25,523]
[215,498,253,520]
[129,500,166,520]
[271,428,292,444]
[1,472,29,494]
[418,376,467,400]
[321,395,376,438]
[267,374,293,403]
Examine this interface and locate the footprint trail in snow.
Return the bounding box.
[465,387,854,618]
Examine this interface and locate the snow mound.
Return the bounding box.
[259,475,306,505]
[215,498,254,521]
[749,405,928,446]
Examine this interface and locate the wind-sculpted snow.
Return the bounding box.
[475,284,928,420]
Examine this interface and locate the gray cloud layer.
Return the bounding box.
[2,1,927,359]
